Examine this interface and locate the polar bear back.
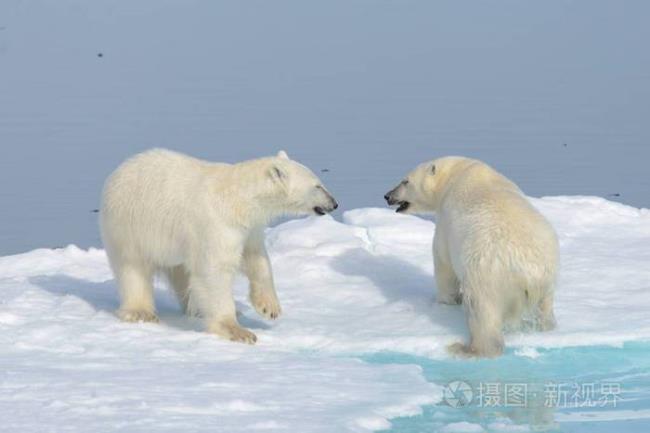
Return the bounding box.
[100,149,230,267]
[438,161,559,301]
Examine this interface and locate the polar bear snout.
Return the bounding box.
[384,186,399,204]
[313,192,338,215]
[384,183,410,212]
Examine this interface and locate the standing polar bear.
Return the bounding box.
[385,157,558,358]
[100,149,337,344]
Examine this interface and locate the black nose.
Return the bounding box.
[384,193,390,201]
[333,201,338,210]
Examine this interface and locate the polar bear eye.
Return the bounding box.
[402,180,409,186]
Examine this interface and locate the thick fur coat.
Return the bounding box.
[100,149,337,344]
[385,157,559,357]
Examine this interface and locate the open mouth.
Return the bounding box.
[314,206,327,215]
[396,201,410,213]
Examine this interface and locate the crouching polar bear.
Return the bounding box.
[100,149,337,344]
[385,157,558,358]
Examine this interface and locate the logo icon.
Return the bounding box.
[443,381,474,407]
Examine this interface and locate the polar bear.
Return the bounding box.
[100,149,337,344]
[384,157,558,357]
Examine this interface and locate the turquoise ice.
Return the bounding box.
[371,342,650,432]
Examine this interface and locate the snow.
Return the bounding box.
[1,196,650,431]
[0,261,438,432]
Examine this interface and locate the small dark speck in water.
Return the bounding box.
[321,168,330,173]
[97,53,103,58]
[609,193,621,197]
[563,143,568,147]
[91,209,99,213]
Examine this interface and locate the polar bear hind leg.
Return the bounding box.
[520,276,557,332]
[537,289,557,331]
[114,261,158,323]
[449,276,505,358]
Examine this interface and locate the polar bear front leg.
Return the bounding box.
[434,252,461,305]
[242,229,282,320]
[190,260,257,344]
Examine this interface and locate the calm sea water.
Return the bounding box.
[1,1,649,255]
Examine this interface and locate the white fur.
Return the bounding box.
[385,157,559,358]
[100,149,337,344]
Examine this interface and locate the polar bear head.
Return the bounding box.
[384,156,471,214]
[266,151,338,217]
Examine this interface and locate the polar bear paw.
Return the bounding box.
[250,289,282,320]
[447,341,503,359]
[437,293,463,305]
[118,309,159,323]
[447,342,476,358]
[209,321,257,345]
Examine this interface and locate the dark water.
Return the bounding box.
[1,0,649,255]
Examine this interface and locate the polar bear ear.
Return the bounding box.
[277,150,290,160]
[269,165,289,190]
